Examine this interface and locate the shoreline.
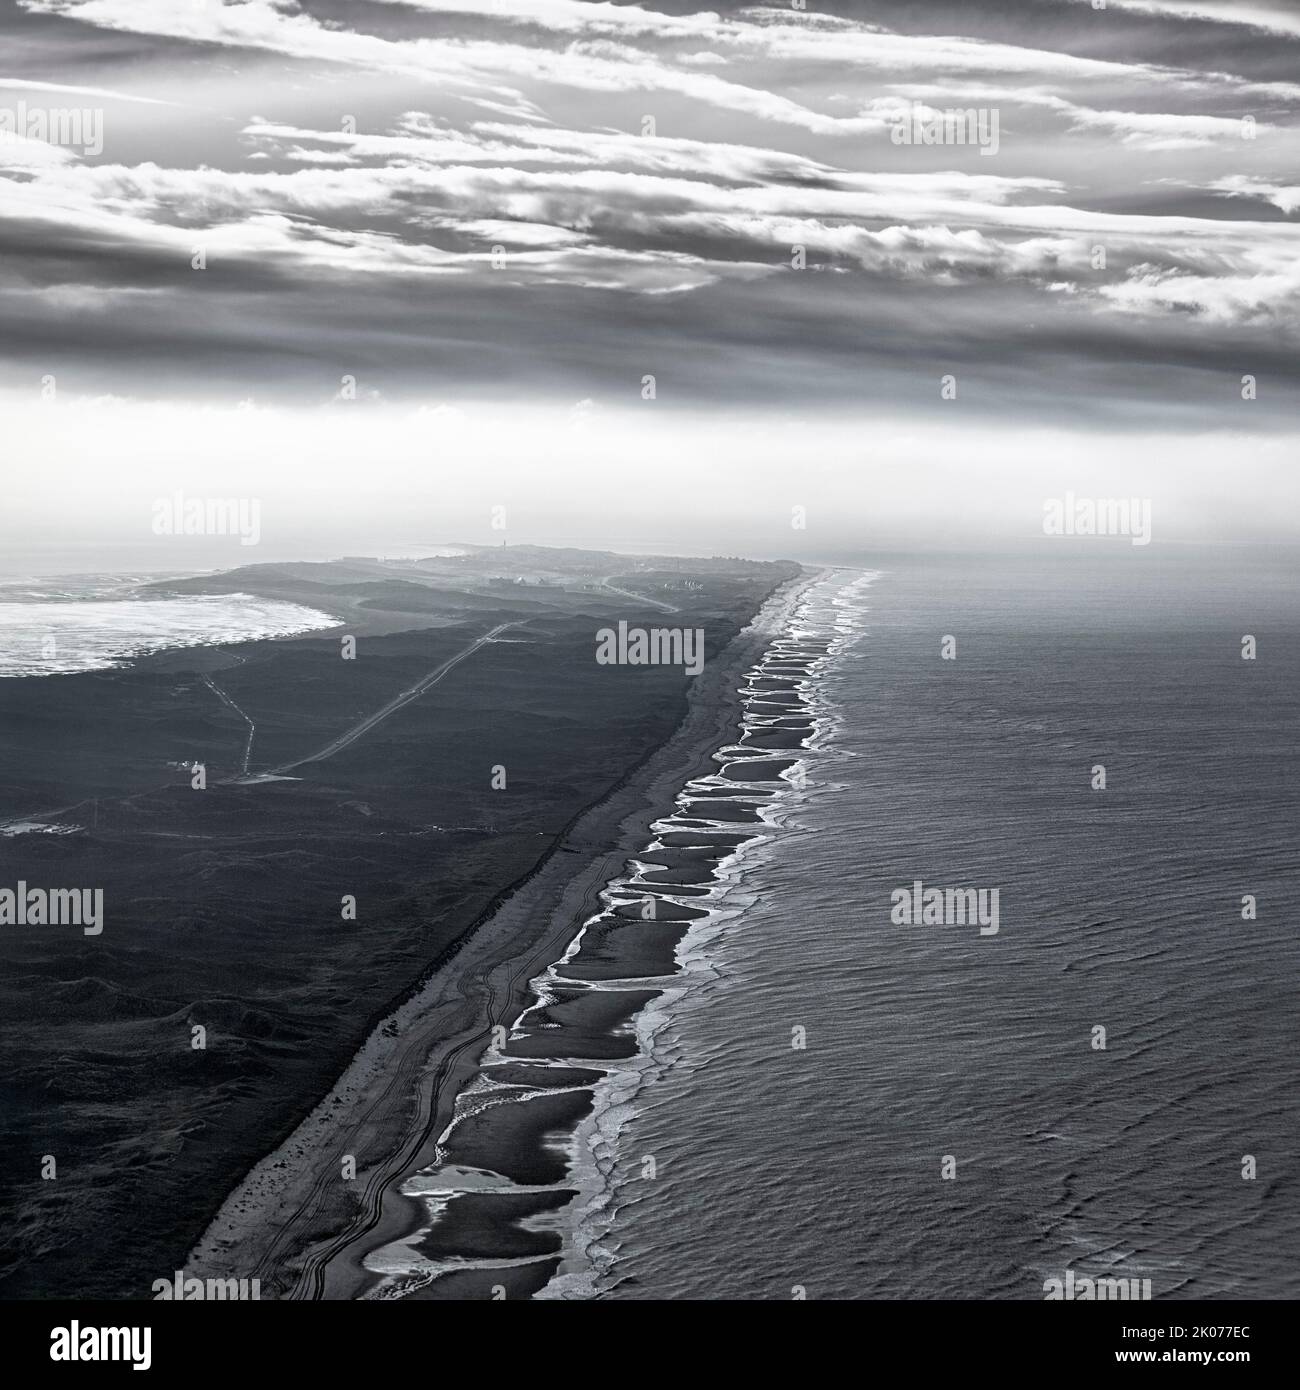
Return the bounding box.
[375,572,854,1300]
[185,565,826,1300]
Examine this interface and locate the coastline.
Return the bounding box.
[185,564,825,1300]
[366,567,861,1300]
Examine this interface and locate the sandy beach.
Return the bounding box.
[184,566,822,1299]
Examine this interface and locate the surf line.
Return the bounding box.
[361,573,866,1299]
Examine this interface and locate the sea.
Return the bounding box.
[0,573,338,677]
[4,550,1296,1300]
[364,546,1300,1301]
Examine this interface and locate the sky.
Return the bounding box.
[0,0,1296,565]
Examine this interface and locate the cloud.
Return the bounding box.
[0,77,174,105]
[0,131,79,168]
[3,0,1296,421]
[1051,102,1266,149]
[1211,175,1300,214]
[1082,1,1300,39]
[4,146,1295,333]
[22,0,1277,134]
[1098,256,1300,321]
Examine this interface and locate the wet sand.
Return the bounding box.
[417,1190,572,1261]
[435,1088,595,1185]
[403,1260,561,1301]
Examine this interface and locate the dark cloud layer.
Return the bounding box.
[0,0,1296,427]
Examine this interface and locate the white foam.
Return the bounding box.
[0,591,340,677]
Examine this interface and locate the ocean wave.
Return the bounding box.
[0,590,341,677]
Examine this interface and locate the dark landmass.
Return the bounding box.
[0,544,796,1299]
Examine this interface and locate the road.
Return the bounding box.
[598,576,679,612]
[271,622,515,774]
[202,673,256,776]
